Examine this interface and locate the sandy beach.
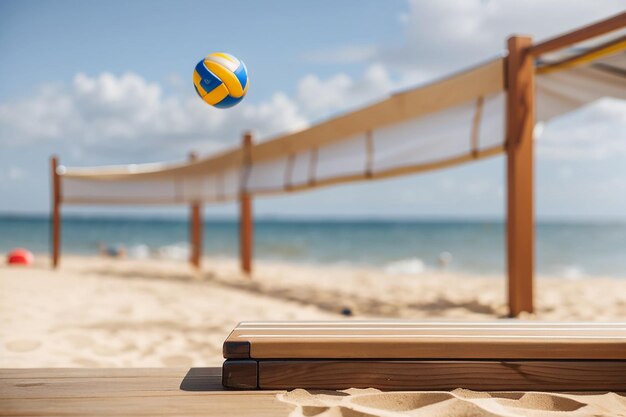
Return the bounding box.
[278,388,626,416]
[2,255,625,368]
[2,255,626,416]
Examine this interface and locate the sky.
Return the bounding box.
[1,0,625,220]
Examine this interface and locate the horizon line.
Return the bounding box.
[1,212,626,224]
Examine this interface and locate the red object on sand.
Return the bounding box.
[7,248,34,265]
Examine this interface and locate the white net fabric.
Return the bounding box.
[62,177,182,204]
[536,52,626,121]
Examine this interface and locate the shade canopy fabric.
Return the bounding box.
[59,30,626,205]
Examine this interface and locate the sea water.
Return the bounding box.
[1,215,625,278]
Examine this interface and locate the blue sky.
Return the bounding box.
[0,1,401,101]
[1,0,625,220]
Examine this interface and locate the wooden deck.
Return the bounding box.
[3,367,626,416]
[0,368,292,417]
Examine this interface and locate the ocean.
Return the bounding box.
[1,215,626,278]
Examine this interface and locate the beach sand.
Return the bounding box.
[2,255,625,415]
[278,388,626,417]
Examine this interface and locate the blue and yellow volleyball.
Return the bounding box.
[193,52,249,108]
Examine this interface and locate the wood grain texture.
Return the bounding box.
[224,321,626,360]
[0,368,291,417]
[223,339,251,359]
[257,360,626,391]
[222,360,258,389]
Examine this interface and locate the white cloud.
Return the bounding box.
[305,1,624,81]
[388,0,625,75]
[297,64,395,120]
[0,72,309,162]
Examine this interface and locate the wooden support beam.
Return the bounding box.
[506,36,535,316]
[50,156,61,269]
[240,132,254,276]
[529,11,626,57]
[188,152,202,269]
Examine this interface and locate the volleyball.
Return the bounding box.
[193,52,249,108]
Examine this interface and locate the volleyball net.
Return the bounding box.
[50,13,626,315]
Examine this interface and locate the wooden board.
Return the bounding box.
[222,321,626,391]
[224,321,626,360]
[222,360,626,391]
[0,368,291,417]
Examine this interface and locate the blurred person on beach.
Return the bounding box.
[98,242,126,259]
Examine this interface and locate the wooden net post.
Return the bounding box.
[505,36,535,316]
[50,156,61,269]
[240,132,254,276]
[188,152,203,269]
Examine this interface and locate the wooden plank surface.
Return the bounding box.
[256,360,626,391]
[223,360,258,389]
[0,368,291,417]
[529,12,626,57]
[224,321,626,359]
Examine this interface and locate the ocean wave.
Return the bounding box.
[127,244,150,259]
[561,265,586,280]
[384,257,425,275]
[101,242,190,260]
[157,242,190,261]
